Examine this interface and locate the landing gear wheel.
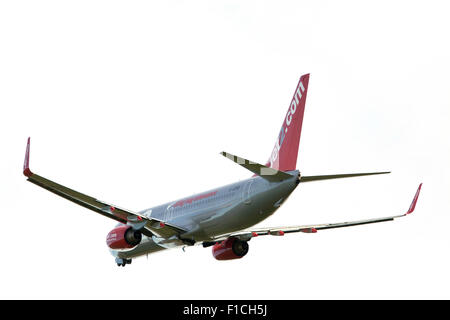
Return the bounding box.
[115,258,132,267]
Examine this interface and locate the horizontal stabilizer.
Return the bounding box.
[220,151,294,182]
[300,171,390,183]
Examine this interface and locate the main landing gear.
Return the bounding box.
[115,258,132,267]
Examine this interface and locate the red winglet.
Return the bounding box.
[23,137,32,177]
[406,183,423,214]
[252,232,259,238]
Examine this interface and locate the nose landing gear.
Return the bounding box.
[115,258,132,267]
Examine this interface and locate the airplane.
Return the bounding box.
[23,74,422,266]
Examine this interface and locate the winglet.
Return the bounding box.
[406,183,422,214]
[23,137,33,177]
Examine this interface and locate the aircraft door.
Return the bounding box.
[242,180,253,205]
[165,205,174,221]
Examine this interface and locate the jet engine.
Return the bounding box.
[212,237,249,260]
[106,225,142,249]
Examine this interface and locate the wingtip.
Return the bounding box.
[406,183,423,215]
[220,151,233,160]
[23,137,32,177]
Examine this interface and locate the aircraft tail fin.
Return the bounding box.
[267,73,310,172]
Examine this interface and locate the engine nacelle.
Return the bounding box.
[106,225,142,249]
[212,237,249,260]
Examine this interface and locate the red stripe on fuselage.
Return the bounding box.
[173,191,218,208]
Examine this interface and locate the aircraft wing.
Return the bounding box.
[211,183,422,242]
[22,138,185,239]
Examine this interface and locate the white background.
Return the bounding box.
[1,1,449,299]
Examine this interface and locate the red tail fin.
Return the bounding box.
[267,74,310,171]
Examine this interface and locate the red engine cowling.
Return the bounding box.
[212,237,249,260]
[106,225,142,249]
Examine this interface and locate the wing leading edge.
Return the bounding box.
[23,138,185,239]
